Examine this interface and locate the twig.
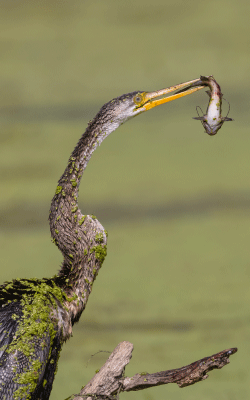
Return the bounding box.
[86,351,112,369]
[70,342,237,400]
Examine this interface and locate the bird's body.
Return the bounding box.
[0,80,204,399]
[0,279,65,399]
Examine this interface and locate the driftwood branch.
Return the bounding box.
[69,341,237,400]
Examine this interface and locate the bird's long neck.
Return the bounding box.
[49,111,118,326]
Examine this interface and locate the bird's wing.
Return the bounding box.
[0,301,55,400]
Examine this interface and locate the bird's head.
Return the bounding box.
[96,78,204,130]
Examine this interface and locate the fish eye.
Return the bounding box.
[134,93,143,105]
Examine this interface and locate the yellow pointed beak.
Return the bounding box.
[142,78,204,111]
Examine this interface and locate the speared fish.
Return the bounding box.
[177,75,233,135]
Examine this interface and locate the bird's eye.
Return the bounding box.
[134,94,143,105]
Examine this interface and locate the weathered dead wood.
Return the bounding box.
[69,341,237,400]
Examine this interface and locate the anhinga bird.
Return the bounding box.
[0,79,204,400]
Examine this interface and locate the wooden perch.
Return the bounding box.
[70,341,237,400]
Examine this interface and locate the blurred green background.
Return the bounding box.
[0,0,249,399]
